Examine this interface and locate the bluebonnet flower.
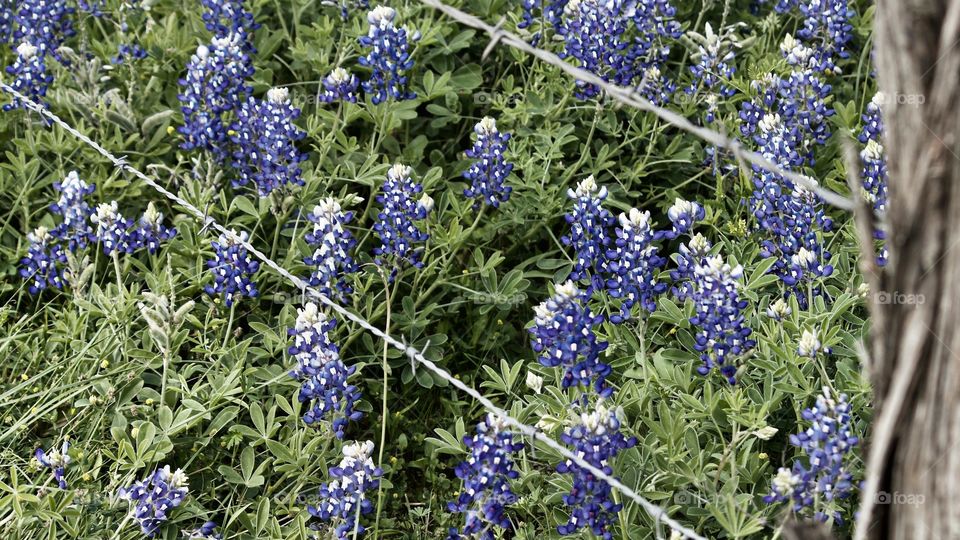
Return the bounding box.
[447,414,523,540]
[670,232,711,302]
[556,404,637,539]
[664,198,704,239]
[373,164,431,274]
[201,0,259,51]
[740,71,835,162]
[77,0,105,16]
[118,465,190,537]
[518,0,567,45]
[527,0,679,99]
[778,70,835,152]
[112,43,147,64]
[304,198,358,303]
[518,0,566,33]
[135,202,177,254]
[530,281,612,395]
[858,91,884,145]
[559,0,636,99]
[92,201,137,255]
[686,24,736,122]
[1,1,12,44]
[12,0,75,60]
[562,175,613,288]
[358,6,418,104]
[288,303,362,438]
[740,82,835,304]
[858,93,888,265]
[204,230,260,306]
[604,208,666,323]
[689,254,755,384]
[3,42,53,111]
[764,388,859,523]
[20,226,66,294]
[308,440,382,540]
[687,25,736,94]
[177,34,254,160]
[34,441,70,489]
[639,65,677,105]
[779,33,836,73]
[463,117,514,209]
[231,87,307,196]
[319,68,360,103]
[740,70,833,166]
[795,0,855,69]
[187,521,222,539]
[50,171,95,251]
[633,0,683,52]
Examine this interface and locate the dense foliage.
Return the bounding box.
[0,0,882,538]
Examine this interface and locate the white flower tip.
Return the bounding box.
[872,91,885,108]
[368,5,396,25]
[620,208,651,230]
[31,226,50,242]
[798,329,821,357]
[554,280,579,299]
[171,469,189,488]
[476,116,498,135]
[759,113,781,133]
[315,197,342,216]
[766,298,792,320]
[329,67,352,83]
[16,42,38,59]
[779,33,797,52]
[388,163,412,180]
[417,193,434,213]
[94,201,119,222]
[525,371,544,394]
[267,87,290,104]
[862,139,883,159]
[572,175,599,198]
[343,440,375,460]
[689,233,710,253]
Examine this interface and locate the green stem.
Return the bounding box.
[270,207,284,261]
[222,302,236,350]
[639,319,649,381]
[112,252,123,294]
[161,349,170,406]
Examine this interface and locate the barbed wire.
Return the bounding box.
[417,0,856,212]
[0,82,706,540]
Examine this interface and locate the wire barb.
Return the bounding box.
[482,17,507,60]
[1,81,707,540]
